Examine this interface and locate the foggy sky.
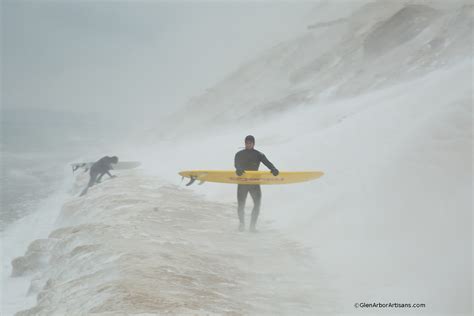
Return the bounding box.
[2,0,314,122]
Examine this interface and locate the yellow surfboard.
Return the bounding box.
[179,170,324,186]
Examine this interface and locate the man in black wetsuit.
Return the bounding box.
[234,135,279,232]
[80,156,119,196]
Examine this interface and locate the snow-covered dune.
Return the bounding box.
[159,0,471,138]
[11,171,336,315]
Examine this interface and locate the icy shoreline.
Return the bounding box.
[11,171,336,315]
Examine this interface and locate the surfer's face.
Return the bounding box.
[245,141,254,150]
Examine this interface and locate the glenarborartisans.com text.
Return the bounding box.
[354,302,426,309]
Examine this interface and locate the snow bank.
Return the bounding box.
[11,171,336,315]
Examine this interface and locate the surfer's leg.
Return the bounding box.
[80,171,97,196]
[88,171,98,187]
[249,185,262,231]
[237,185,249,227]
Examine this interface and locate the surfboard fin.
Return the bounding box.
[198,180,205,185]
[186,176,197,186]
[72,163,88,174]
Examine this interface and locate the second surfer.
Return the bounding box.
[234,135,279,232]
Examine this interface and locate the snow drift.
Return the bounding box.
[12,171,336,315]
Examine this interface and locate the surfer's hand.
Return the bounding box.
[271,169,279,176]
[236,169,245,176]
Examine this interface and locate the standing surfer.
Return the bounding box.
[234,135,279,232]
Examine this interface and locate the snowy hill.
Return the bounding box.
[158,0,471,137]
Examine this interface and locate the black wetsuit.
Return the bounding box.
[80,156,117,196]
[234,149,277,228]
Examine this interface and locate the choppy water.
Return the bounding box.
[0,109,108,231]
